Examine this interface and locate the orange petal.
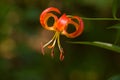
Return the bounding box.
[62,16,84,38]
[43,13,58,30]
[55,14,69,32]
[40,7,61,31]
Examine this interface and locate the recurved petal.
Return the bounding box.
[40,7,61,30]
[42,13,58,30]
[62,16,84,38]
[55,14,69,32]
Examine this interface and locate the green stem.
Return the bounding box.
[112,0,118,19]
[81,17,120,20]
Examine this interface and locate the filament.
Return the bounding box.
[57,32,62,50]
[48,38,57,48]
[43,32,57,48]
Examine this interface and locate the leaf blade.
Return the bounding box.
[107,23,120,29]
[68,41,120,53]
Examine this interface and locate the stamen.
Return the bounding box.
[40,32,64,61]
[48,38,57,48]
[40,33,57,55]
[51,47,54,58]
[40,42,45,55]
[60,53,64,61]
[43,33,57,48]
[40,32,58,58]
[56,32,64,61]
[57,32,62,50]
[60,48,64,61]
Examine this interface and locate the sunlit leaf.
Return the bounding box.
[68,41,120,53]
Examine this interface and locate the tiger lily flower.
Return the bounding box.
[40,7,84,61]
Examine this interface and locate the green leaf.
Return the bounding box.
[107,26,120,29]
[107,23,120,44]
[68,41,120,53]
[112,0,118,19]
[107,23,120,29]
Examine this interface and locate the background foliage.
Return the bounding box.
[0,0,120,80]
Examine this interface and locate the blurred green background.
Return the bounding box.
[0,0,120,80]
